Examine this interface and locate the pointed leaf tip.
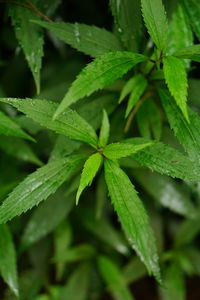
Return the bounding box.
[76,153,103,205]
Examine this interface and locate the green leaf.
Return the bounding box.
[182,0,200,40]
[174,217,200,247]
[95,173,107,219]
[124,138,200,181]
[133,169,196,218]
[123,257,147,284]
[0,136,42,166]
[163,56,189,121]
[80,210,129,255]
[54,221,72,280]
[53,244,96,263]
[98,110,110,148]
[173,44,200,62]
[0,111,34,141]
[159,88,200,162]
[76,153,102,204]
[125,74,147,118]
[32,20,122,57]
[0,224,18,296]
[49,135,81,162]
[160,264,185,300]
[104,159,160,280]
[59,263,91,300]
[54,51,148,117]
[0,155,85,224]
[119,77,136,103]
[136,100,162,140]
[9,2,44,94]
[141,0,168,50]
[98,255,134,300]
[109,0,142,52]
[0,98,98,148]
[103,141,153,159]
[75,92,117,130]
[166,4,193,57]
[21,190,74,249]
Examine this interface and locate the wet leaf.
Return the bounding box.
[9,2,44,93]
[0,98,98,148]
[163,56,189,121]
[110,0,142,52]
[76,153,102,204]
[54,51,148,117]
[104,159,160,281]
[141,0,168,50]
[103,141,153,159]
[32,20,122,57]
[0,155,85,224]
[125,137,200,181]
[159,88,200,162]
[0,111,34,141]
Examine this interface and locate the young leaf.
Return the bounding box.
[163,56,189,121]
[173,44,200,62]
[182,0,200,40]
[76,153,102,204]
[98,255,134,300]
[59,263,91,300]
[104,159,160,280]
[0,111,34,141]
[0,155,85,224]
[109,0,142,52]
[98,110,110,148]
[125,74,148,117]
[136,100,162,140]
[159,88,200,162]
[0,224,18,296]
[32,21,122,57]
[0,98,98,148]
[166,4,193,57]
[119,77,136,103]
[9,2,44,93]
[21,190,74,249]
[103,141,153,159]
[53,51,148,117]
[124,138,200,181]
[0,136,42,166]
[141,0,168,50]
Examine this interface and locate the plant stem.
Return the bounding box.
[124,91,153,133]
[0,0,53,22]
